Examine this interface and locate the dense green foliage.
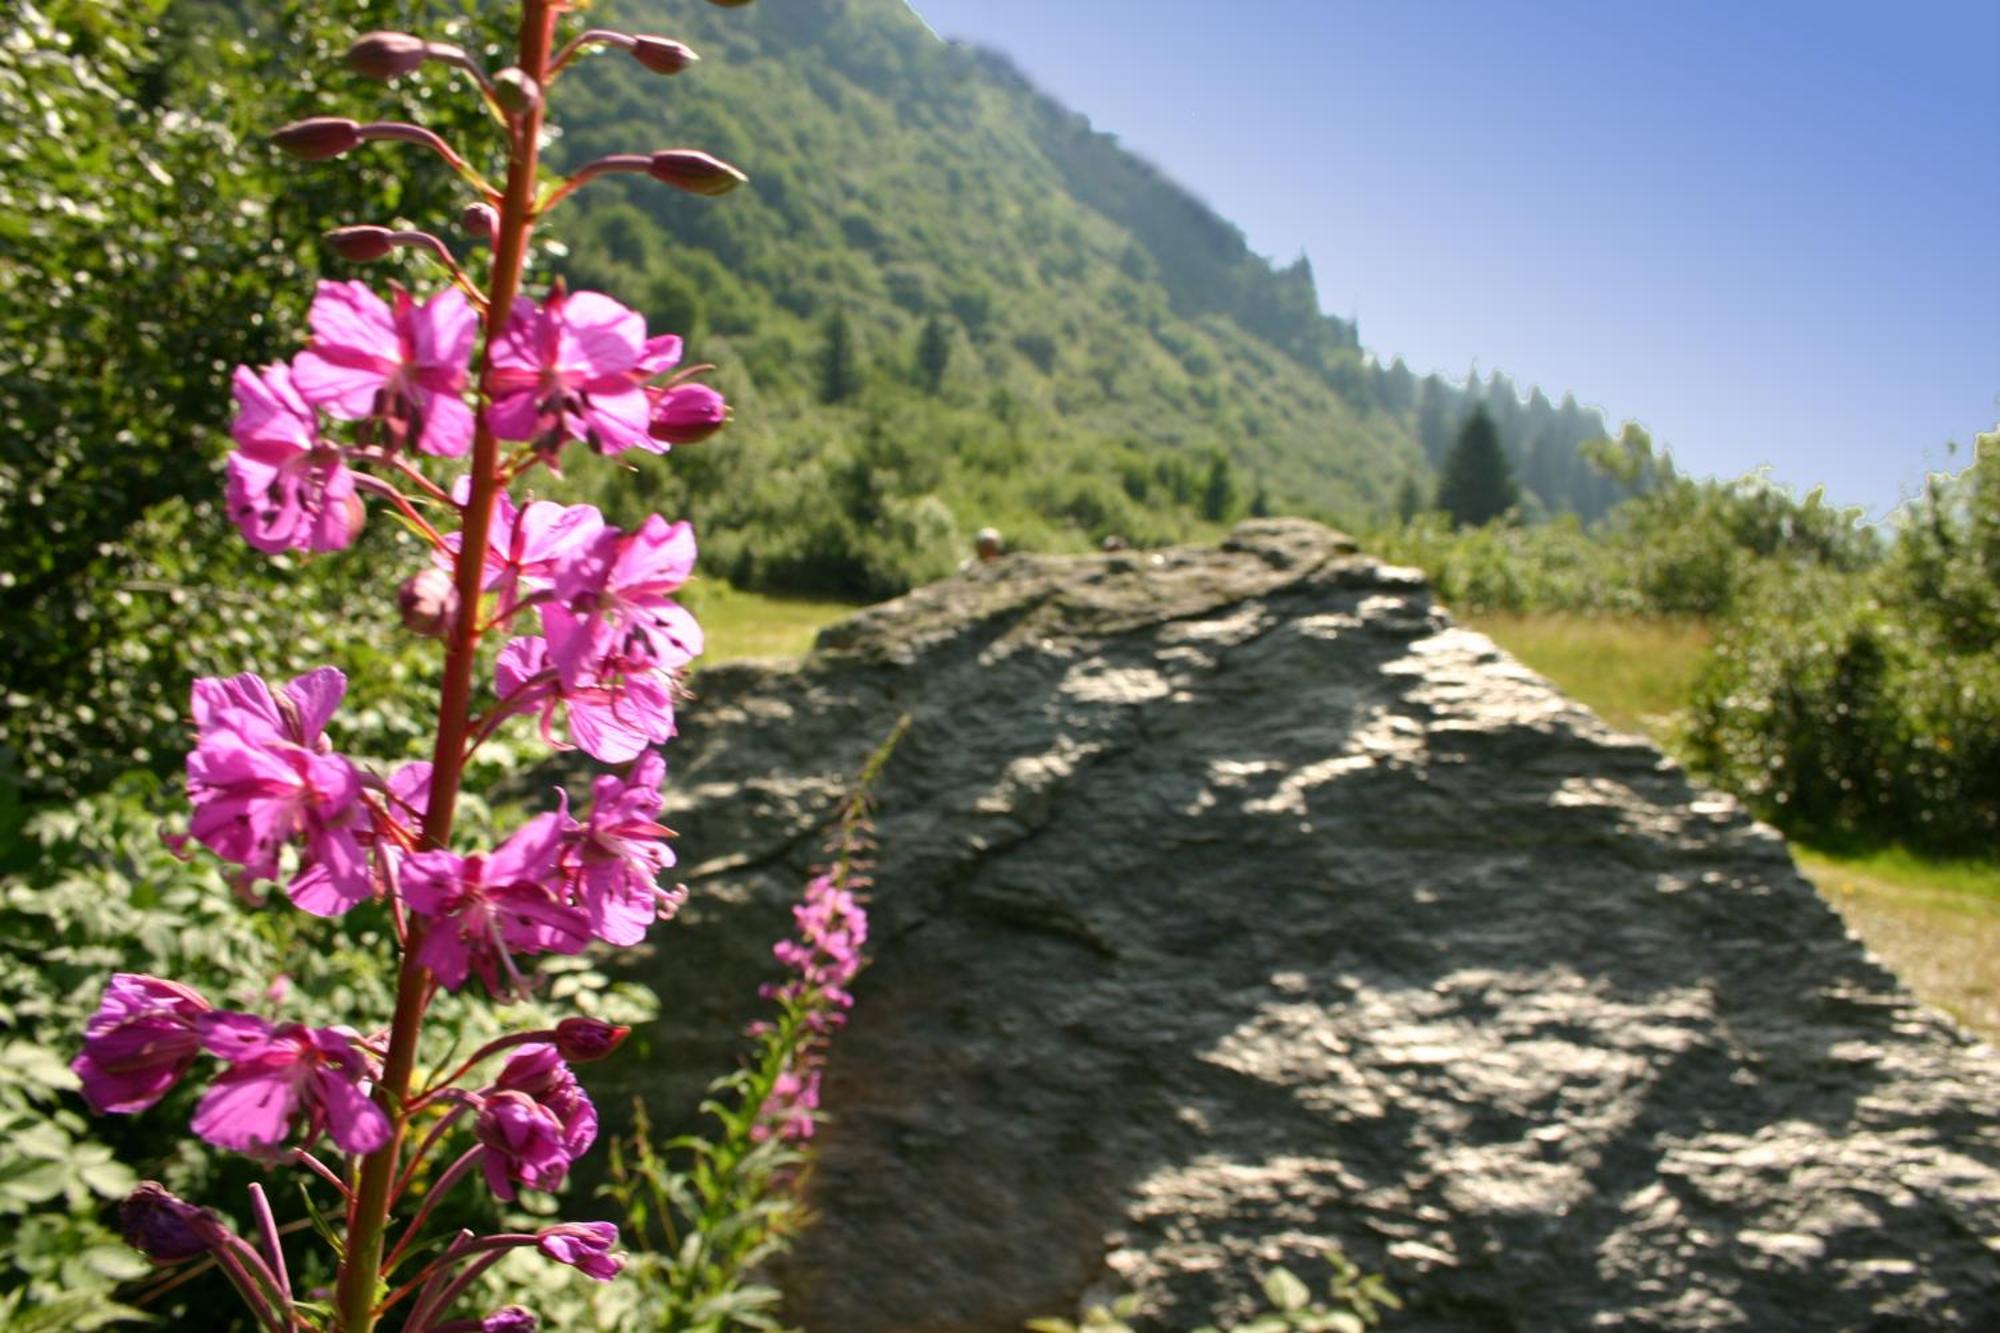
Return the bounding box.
[1375,427,1879,617]
[1689,434,1999,851]
[0,0,518,800]
[1378,430,1997,854]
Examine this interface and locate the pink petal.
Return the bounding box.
[409,288,477,376]
[416,391,475,458]
[283,668,347,741]
[581,385,652,456]
[193,1068,299,1151]
[558,292,646,376]
[306,281,398,361]
[195,1011,277,1062]
[485,390,544,442]
[292,348,394,419]
[312,1067,392,1154]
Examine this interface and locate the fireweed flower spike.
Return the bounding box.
[73,2,753,1327]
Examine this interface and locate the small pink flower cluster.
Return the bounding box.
[177,666,684,985]
[226,280,725,556]
[754,873,870,1142]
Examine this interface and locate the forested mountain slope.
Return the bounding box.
[550,0,1626,594]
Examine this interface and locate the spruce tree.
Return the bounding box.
[821,307,858,404]
[1201,452,1240,522]
[916,312,952,394]
[1395,475,1423,524]
[1435,407,1518,528]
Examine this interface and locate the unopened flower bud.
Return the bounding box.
[648,149,746,197]
[553,1016,631,1064]
[491,67,543,117]
[649,382,729,445]
[272,117,362,161]
[121,1183,214,1263]
[346,31,429,80]
[630,36,699,75]
[460,202,499,243]
[398,567,460,638]
[325,225,397,262]
[483,1310,540,1333]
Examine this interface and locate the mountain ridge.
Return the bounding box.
[549,0,1630,595]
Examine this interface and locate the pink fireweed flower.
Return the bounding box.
[191,1013,390,1155]
[291,280,477,457]
[548,515,703,688]
[536,1222,623,1281]
[495,635,678,764]
[474,1044,598,1200]
[492,1043,598,1159]
[72,974,212,1114]
[475,1091,572,1201]
[186,676,371,917]
[486,290,676,455]
[438,487,605,622]
[225,363,364,553]
[565,751,679,946]
[400,814,592,995]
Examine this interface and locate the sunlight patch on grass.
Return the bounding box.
[1795,846,2000,1042]
[683,581,863,666]
[1465,612,1711,741]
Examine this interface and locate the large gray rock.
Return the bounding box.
[614,519,2000,1330]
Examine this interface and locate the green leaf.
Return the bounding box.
[1263,1266,1312,1313]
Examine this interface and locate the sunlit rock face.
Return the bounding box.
[612,518,2000,1331]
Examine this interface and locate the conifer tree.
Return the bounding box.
[1435,406,1518,528]
[1201,451,1240,521]
[821,307,858,404]
[916,312,952,394]
[1395,475,1423,524]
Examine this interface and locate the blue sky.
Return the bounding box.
[906,0,1999,516]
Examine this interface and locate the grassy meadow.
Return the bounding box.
[1470,610,2000,1042]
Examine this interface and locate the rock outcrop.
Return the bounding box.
[611,519,2000,1330]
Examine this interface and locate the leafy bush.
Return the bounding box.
[1691,434,2000,851]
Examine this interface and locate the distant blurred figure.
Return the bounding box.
[1100,534,1129,552]
[973,527,1003,563]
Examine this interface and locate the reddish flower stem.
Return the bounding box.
[332,3,559,1328]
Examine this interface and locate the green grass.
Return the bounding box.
[683,581,862,665]
[1464,612,1711,738]
[1793,845,2000,1040]
[1472,610,2000,1042]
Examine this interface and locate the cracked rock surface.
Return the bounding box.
[607,518,2000,1331]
